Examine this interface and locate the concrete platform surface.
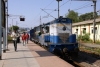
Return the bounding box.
[0,43,40,67]
[27,41,74,67]
[0,41,74,67]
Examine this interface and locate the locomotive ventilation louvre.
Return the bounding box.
[58,33,69,43]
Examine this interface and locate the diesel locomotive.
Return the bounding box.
[30,16,79,59]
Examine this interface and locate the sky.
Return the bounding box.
[8,0,100,28]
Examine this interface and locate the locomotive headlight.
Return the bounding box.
[62,26,66,31]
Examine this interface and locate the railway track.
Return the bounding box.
[60,54,84,67]
[32,41,84,67]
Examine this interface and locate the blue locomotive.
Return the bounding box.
[30,16,79,58]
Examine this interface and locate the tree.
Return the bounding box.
[79,12,98,22]
[65,10,79,23]
[10,25,19,32]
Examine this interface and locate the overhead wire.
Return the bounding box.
[47,0,70,18]
[41,0,70,19]
[42,0,94,31]
[40,0,70,26]
[68,0,72,11]
[44,0,55,9]
[72,3,92,11]
[33,0,55,23]
[47,0,93,19]
[63,1,93,17]
[34,0,95,26]
[32,0,99,26]
[59,0,70,7]
[71,1,93,11]
[61,1,93,30]
[74,2,91,9]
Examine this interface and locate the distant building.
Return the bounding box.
[72,18,100,40]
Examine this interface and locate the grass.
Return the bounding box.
[78,39,100,45]
[79,46,100,56]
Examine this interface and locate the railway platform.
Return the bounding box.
[0,41,74,67]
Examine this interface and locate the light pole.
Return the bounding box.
[0,0,2,60]
[6,0,8,49]
[56,0,62,18]
[4,0,9,50]
[93,0,96,43]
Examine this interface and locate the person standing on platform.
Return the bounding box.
[11,30,19,51]
[22,32,26,46]
[25,33,29,44]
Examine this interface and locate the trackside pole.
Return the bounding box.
[3,27,6,53]
[0,0,2,60]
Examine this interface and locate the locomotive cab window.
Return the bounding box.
[45,26,49,33]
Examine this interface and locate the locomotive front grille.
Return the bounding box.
[58,33,69,43]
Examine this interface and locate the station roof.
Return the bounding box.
[72,18,100,26]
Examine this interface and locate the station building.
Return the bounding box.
[72,18,100,40]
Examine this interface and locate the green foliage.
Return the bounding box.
[8,35,12,40]
[65,10,79,23]
[65,11,99,23]
[79,12,98,22]
[77,35,82,40]
[8,35,13,43]
[10,26,19,31]
[78,33,90,41]
[82,33,90,41]
[83,30,86,34]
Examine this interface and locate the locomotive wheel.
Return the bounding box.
[53,48,63,57]
[62,48,72,60]
[63,48,68,53]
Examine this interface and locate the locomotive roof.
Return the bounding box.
[43,18,72,25]
[34,17,72,27]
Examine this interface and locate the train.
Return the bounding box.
[30,16,79,59]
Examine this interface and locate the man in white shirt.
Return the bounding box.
[11,30,19,51]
